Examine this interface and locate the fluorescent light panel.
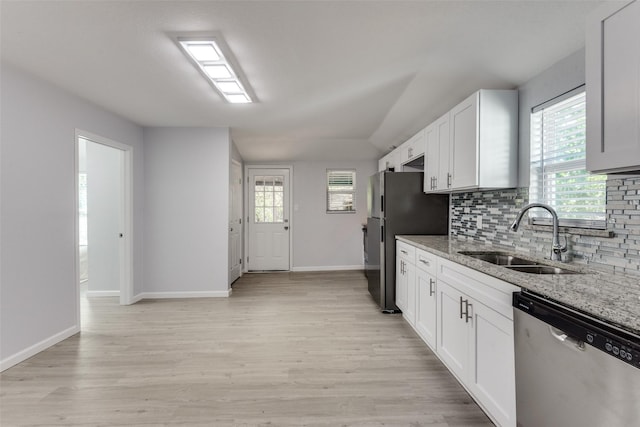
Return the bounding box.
[179,38,253,104]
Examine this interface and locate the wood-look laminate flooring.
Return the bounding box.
[0,271,493,426]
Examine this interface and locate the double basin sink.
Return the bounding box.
[458,251,582,275]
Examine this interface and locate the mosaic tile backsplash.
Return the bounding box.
[450,176,640,277]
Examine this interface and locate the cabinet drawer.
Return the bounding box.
[416,248,437,276]
[396,241,416,263]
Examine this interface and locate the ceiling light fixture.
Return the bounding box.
[178,36,254,104]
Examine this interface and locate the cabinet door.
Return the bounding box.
[395,257,407,313]
[424,122,439,193]
[404,261,417,325]
[468,301,517,427]
[436,113,451,191]
[587,0,640,173]
[415,267,437,350]
[450,93,479,189]
[437,279,470,381]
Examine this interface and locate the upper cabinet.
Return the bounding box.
[586,0,640,174]
[400,129,426,165]
[378,150,400,172]
[425,90,518,193]
[379,128,426,172]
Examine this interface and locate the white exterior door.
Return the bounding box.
[247,168,290,271]
[229,161,243,284]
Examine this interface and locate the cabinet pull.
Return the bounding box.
[401,249,408,255]
[419,258,430,266]
[408,147,413,158]
[429,278,435,296]
[465,302,473,323]
[447,172,452,188]
[460,297,472,322]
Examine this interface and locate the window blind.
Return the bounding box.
[327,170,356,212]
[529,90,607,227]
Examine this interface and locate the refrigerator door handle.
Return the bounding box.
[381,225,384,242]
[380,195,384,213]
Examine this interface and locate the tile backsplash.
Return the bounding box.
[450,176,640,277]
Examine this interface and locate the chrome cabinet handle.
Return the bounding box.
[429,278,435,296]
[459,296,464,319]
[447,172,452,188]
[401,249,408,255]
[419,258,430,266]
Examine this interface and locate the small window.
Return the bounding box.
[327,170,356,213]
[529,87,607,228]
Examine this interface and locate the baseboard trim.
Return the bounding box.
[130,293,144,304]
[291,265,364,272]
[1,325,80,372]
[139,290,231,299]
[86,290,120,297]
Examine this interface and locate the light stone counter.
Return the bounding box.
[397,235,640,336]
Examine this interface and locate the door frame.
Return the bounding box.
[74,129,134,321]
[229,159,243,283]
[243,165,293,272]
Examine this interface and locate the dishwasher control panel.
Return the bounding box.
[514,291,640,370]
[585,330,639,368]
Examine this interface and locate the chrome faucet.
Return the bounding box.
[510,203,567,262]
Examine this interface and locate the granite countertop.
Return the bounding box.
[397,235,640,336]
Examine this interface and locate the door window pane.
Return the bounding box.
[254,175,285,223]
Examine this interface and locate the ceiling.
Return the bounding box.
[1,0,606,162]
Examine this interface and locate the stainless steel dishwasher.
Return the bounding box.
[513,291,640,427]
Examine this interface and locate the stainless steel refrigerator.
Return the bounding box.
[366,171,449,312]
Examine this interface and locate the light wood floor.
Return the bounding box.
[1,271,493,426]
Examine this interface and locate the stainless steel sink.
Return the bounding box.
[504,265,581,275]
[458,251,583,275]
[458,251,540,266]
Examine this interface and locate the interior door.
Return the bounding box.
[229,161,243,284]
[247,168,290,271]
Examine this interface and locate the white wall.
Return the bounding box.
[86,140,122,294]
[0,63,145,370]
[518,48,586,186]
[143,127,231,296]
[291,160,377,270]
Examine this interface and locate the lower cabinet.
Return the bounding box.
[396,239,518,427]
[415,256,438,351]
[437,279,516,427]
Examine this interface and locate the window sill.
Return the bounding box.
[522,223,613,238]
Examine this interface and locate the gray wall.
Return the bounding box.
[0,63,145,368]
[291,160,376,270]
[143,127,231,295]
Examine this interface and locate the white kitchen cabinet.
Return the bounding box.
[425,90,517,193]
[436,257,518,427]
[378,150,400,172]
[586,0,640,174]
[396,241,415,322]
[415,249,438,350]
[424,113,450,192]
[400,128,425,165]
[449,90,518,191]
[437,279,470,380]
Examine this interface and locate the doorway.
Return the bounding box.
[75,130,133,322]
[245,166,292,271]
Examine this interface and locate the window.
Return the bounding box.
[327,170,356,213]
[254,175,284,223]
[529,87,607,228]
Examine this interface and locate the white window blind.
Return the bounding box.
[529,88,607,228]
[327,170,356,213]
